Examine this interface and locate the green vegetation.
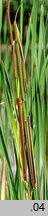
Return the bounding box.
[0,0,48,200]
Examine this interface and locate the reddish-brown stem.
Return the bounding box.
[25,116,36,188]
[17,98,27,181]
[7,0,17,79]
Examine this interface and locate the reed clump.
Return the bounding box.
[0,0,48,200]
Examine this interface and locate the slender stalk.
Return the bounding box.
[25,116,36,188]
[17,98,27,181]
[7,0,17,79]
[1,160,6,200]
[20,0,23,43]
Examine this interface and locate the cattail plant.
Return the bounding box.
[0,0,48,200]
